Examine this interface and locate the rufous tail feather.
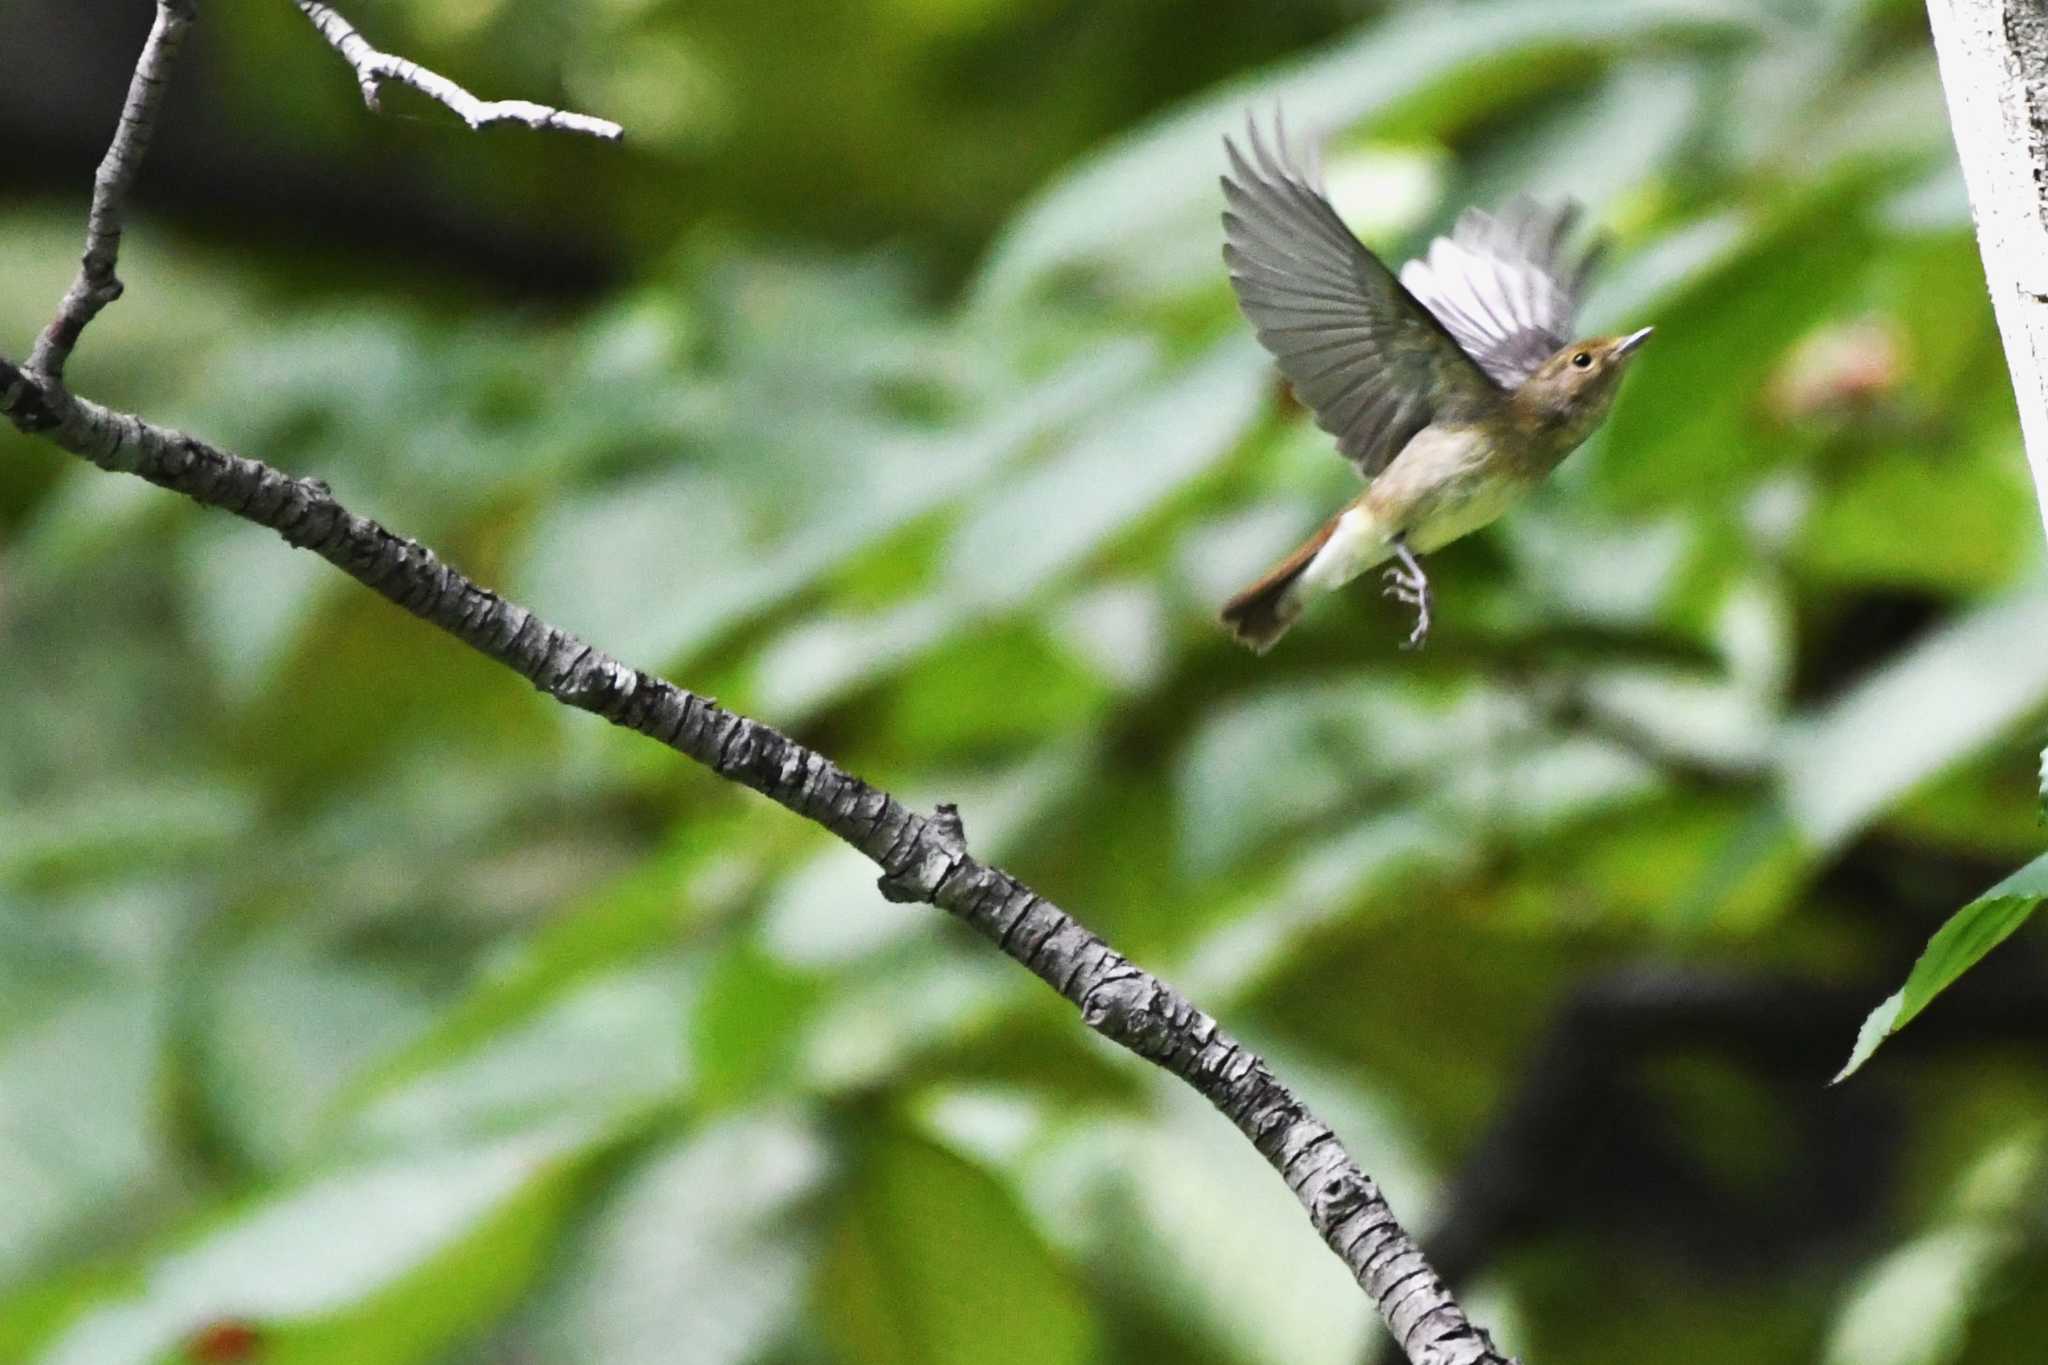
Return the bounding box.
[1219,514,1338,653]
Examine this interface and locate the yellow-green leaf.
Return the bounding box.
[1837,850,2048,1081]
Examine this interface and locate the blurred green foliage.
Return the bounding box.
[3,0,2048,1363]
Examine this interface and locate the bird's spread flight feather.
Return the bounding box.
[1220,113,1498,479]
[1220,112,1599,475]
[1397,196,1600,389]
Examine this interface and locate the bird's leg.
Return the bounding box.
[1381,535,1432,650]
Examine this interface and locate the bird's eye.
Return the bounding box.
[1570,351,1592,369]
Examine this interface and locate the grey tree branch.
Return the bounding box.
[0,362,1513,1365]
[25,0,195,383]
[293,1,623,141]
[0,7,1505,1364]
[1925,0,2048,540]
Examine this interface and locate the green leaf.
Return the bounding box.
[1836,850,2048,1081]
[532,1113,827,1365]
[749,600,953,722]
[1884,752,2048,862]
[1797,438,2035,594]
[341,963,691,1153]
[1450,61,1705,220]
[0,988,167,1293]
[27,1128,594,1365]
[971,0,1758,308]
[1823,1226,2015,1365]
[818,1122,1094,1365]
[198,944,434,1171]
[1835,1219,2023,1365]
[0,783,254,888]
[1781,583,2048,850]
[942,337,1267,610]
[518,337,1149,671]
[1174,675,1657,878]
[691,939,824,1112]
[1590,179,1884,510]
[800,949,1020,1095]
[321,840,721,1136]
[885,623,1109,754]
[517,468,758,667]
[1822,1126,2043,1365]
[182,519,339,705]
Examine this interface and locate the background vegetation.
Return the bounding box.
[2,0,2046,1361]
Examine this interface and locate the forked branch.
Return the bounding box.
[26,0,195,383]
[0,6,1504,1363]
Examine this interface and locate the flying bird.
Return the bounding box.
[1217,112,1652,652]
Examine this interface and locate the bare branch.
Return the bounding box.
[293,1,623,141]
[3,8,1506,1362]
[26,0,196,383]
[0,356,1516,1365]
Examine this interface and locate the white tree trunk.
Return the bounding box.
[1926,0,2048,540]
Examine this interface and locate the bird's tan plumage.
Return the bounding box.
[1217,110,1649,651]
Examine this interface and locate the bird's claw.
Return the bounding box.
[1380,569,1426,607]
[1382,542,1432,650]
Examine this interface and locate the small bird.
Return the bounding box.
[1217,113,1653,652]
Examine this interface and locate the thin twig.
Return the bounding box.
[293,1,622,141]
[26,0,196,383]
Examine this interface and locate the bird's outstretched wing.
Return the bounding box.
[1397,196,1602,389]
[1221,113,1499,480]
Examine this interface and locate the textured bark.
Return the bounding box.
[0,4,1512,1361]
[0,361,1512,1365]
[1926,0,2048,539]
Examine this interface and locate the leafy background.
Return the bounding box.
[2,0,2047,1361]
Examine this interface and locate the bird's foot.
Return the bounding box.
[1381,539,1432,650]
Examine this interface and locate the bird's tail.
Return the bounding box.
[1219,515,1340,653]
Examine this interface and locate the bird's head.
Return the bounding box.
[1515,326,1654,439]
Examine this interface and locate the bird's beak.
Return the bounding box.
[1615,326,1654,358]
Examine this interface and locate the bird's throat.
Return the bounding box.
[1507,383,1615,466]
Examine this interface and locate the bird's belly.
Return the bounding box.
[1405,473,1529,553]
[1365,425,1534,554]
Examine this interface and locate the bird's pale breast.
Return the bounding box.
[1364,422,1536,553]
